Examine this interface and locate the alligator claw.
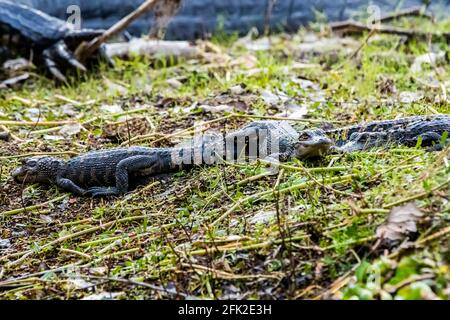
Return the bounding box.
[42,49,67,82]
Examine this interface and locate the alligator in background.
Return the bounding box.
[0,0,111,81]
[16,0,450,40]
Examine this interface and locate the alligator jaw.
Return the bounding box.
[11,166,26,183]
[295,136,334,158]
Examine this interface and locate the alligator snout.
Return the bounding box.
[11,166,25,182]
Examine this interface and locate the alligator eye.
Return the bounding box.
[27,160,37,167]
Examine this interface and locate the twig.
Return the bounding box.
[383,179,450,209]
[179,263,282,280]
[186,235,308,256]
[123,114,233,145]
[0,151,79,160]
[330,20,449,41]
[59,247,91,260]
[75,0,160,62]
[1,215,151,266]
[210,174,355,227]
[234,113,347,124]
[0,195,68,217]
[378,6,432,23]
[385,274,435,294]
[0,125,22,142]
[80,274,187,297]
[0,120,77,126]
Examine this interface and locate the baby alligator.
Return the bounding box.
[11,115,450,197]
[323,114,450,152]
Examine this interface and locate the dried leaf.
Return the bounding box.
[249,210,276,225]
[399,91,424,103]
[68,278,94,290]
[275,102,308,119]
[410,51,445,73]
[166,78,183,89]
[376,203,424,241]
[0,238,11,249]
[59,123,82,137]
[100,104,123,113]
[229,85,245,95]
[260,89,289,106]
[39,215,54,224]
[0,73,30,89]
[3,58,32,73]
[104,78,128,96]
[81,292,124,300]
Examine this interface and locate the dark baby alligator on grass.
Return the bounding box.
[12,115,450,197]
[0,0,107,81]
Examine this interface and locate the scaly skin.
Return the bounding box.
[324,114,450,151]
[12,116,449,197]
[0,0,106,81]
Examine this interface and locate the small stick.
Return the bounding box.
[0,120,77,126]
[75,0,160,62]
[234,113,348,124]
[330,20,449,41]
[0,125,22,142]
[0,151,79,160]
[383,179,449,209]
[0,195,68,217]
[378,6,432,23]
[210,174,355,227]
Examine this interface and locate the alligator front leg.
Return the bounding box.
[85,155,158,197]
[56,177,87,196]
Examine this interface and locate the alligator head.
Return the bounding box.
[12,156,64,184]
[293,129,333,158]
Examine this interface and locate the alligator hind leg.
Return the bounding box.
[85,155,158,197]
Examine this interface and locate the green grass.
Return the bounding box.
[0,17,449,300]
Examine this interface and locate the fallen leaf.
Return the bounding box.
[68,278,94,290]
[166,78,183,89]
[275,102,308,119]
[410,51,445,73]
[59,123,82,137]
[249,210,276,225]
[244,37,272,51]
[229,85,245,95]
[89,267,108,276]
[39,215,54,224]
[260,89,289,106]
[25,108,41,122]
[0,238,11,249]
[2,58,32,73]
[104,78,128,96]
[0,73,30,89]
[376,203,424,241]
[399,91,424,103]
[60,104,78,117]
[81,292,124,300]
[100,104,123,113]
[43,134,64,141]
